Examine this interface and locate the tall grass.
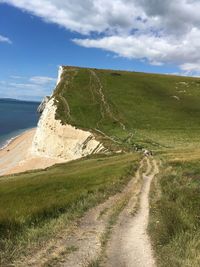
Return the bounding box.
[149,158,200,267]
[0,153,140,264]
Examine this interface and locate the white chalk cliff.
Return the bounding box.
[31,67,105,161]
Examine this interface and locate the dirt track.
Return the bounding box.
[103,158,159,267]
[16,157,158,267]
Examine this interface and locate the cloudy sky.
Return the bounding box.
[0,0,200,100]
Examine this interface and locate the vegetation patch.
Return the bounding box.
[0,153,140,265]
[149,157,200,267]
[54,67,200,150]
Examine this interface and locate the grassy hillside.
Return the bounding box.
[0,153,140,264]
[53,67,200,266]
[54,66,200,150]
[1,66,200,265]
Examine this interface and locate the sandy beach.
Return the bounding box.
[0,128,64,176]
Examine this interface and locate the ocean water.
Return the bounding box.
[0,98,40,148]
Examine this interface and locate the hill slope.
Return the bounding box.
[53,67,200,150]
[1,67,200,266]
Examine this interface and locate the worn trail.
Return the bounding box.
[15,157,158,267]
[16,158,145,267]
[104,158,159,267]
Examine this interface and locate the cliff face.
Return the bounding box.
[31,67,105,161]
[37,96,50,114]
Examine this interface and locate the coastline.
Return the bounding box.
[0,128,64,177]
[0,128,35,151]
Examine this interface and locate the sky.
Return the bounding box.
[0,0,200,101]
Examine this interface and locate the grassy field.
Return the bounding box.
[149,153,200,267]
[0,153,140,264]
[54,67,200,150]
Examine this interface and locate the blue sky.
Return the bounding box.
[0,1,200,100]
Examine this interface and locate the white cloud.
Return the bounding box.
[2,0,200,36]
[74,28,200,72]
[10,75,23,79]
[29,76,56,85]
[9,82,37,89]
[0,0,142,34]
[0,34,12,44]
[0,82,49,100]
[2,0,200,73]
[0,75,56,100]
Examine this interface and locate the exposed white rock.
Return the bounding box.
[37,96,50,114]
[56,66,64,86]
[31,66,105,161]
[31,98,105,161]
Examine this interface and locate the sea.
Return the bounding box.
[0,98,40,149]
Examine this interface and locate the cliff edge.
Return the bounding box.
[31,67,105,161]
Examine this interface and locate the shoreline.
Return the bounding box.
[0,128,64,177]
[0,128,36,176]
[0,128,35,151]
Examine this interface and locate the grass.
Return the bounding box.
[54,66,200,150]
[2,66,200,265]
[43,246,78,267]
[0,153,140,265]
[52,65,200,265]
[149,155,200,267]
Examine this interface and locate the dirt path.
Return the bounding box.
[90,70,126,131]
[15,157,158,267]
[56,68,78,121]
[103,158,159,267]
[16,158,146,267]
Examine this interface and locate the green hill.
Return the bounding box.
[1,66,200,266]
[54,66,200,150]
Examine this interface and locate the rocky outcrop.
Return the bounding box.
[31,67,105,161]
[37,96,50,114]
